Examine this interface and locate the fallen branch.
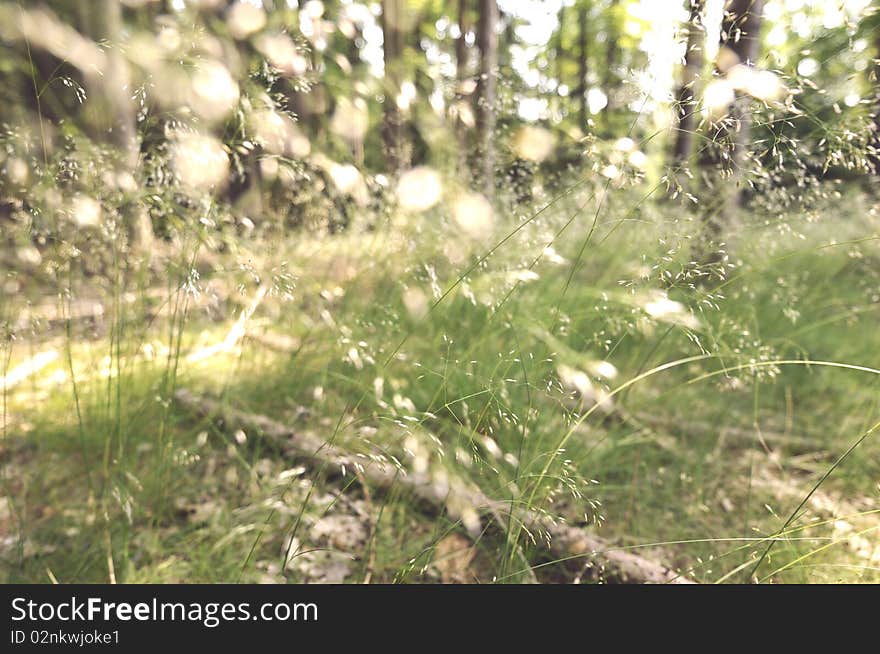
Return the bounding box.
[245,329,302,353]
[634,413,824,451]
[1,350,59,389]
[174,389,692,584]
[186,283,268,363]
[0,5,108,77]
[13,283,231,339]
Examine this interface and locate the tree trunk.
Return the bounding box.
[671,0,706,167]
[475,0,498,199]
[554,5,566,84]
[872,3,880,174]
[456,0,469,83]
[577,3,589,129]
[79,0,155,252]
[78,0,138,168]
[703,0,764,223]
[603,0,620,122]
[381,0,406,173]
[551,4,567,121]
[722,0,764,66]
[722,0,764,199]
[455,0,470,170]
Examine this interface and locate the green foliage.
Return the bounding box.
[1,0,879,585]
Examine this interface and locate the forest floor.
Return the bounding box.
[2,182,879,583]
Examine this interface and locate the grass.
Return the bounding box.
[2,179,879,584]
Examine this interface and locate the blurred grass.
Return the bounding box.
[1,183,879,583]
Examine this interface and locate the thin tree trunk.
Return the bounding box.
[381,0,405,173]
[455,0,470,170]
[456,0,469,83]
[475,0,498,199]
[577,3,589,128]
[722,0,764,201]
[722,0,765,66]
[553,3,577,121]
[603,0,620,121]
[79,0,155,252]
[79,0,138,168]
[671,0,706,167]
[701,0,764,223]
[554,5,566,86]
[872,3,880,174]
